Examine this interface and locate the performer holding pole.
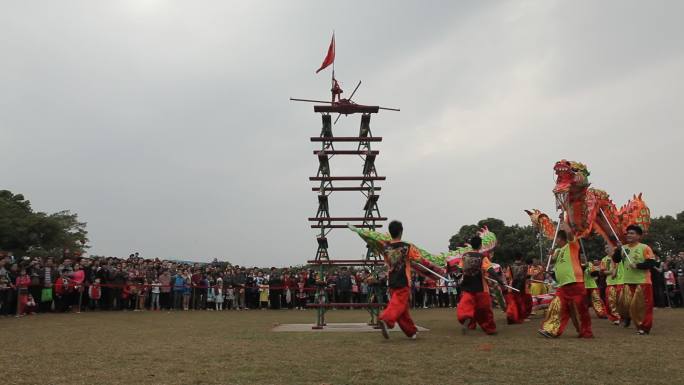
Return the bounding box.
[454,235,507,335]
[601,244,624,324]
[538,220,593,338]
[584,258,607,319]
[612,225,656,335]
[377,220,419,340]
[505,254,531,324]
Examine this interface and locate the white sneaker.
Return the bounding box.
[410,332,418,340]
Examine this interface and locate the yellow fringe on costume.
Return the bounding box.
[591,289,607,318]
[618,285,631,320]
[606,286,621,320]
[541,296,561,336]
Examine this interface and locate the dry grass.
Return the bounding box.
[2,307,683,385]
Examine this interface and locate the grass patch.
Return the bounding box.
[1,308,683,385]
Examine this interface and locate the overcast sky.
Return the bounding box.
[2,1,683,265]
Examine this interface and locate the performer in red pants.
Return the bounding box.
[455,236,507,335]
[505,255,530,324]
[539,222,593,339]
[613,225,656,335]
[378,220,420,339]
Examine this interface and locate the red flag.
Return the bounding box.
[315,33,335,74]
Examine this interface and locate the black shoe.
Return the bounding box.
[378,320,390,339]
[461,319,472,335]
[622,318,631,328]
[538,329,554,338]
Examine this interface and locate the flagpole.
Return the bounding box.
[331,31,335,103]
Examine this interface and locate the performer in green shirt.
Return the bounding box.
[601,244,624,325]
[538,221,593,339]
[613,224,656,335]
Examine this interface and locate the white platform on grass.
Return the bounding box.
[272,322,430,333]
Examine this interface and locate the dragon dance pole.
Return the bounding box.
[484,276,521,293]
[579,238,589,265]
[410,261,451,283]
[598,208,633,264]
[545,213,564,272]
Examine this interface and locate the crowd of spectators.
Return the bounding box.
[0,252,449,317]
[1,251,683,317]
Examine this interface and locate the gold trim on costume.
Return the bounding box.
[591,289,607,318]
[541,296,562,336]
[607,286,620,320]
[630,285,646,327]
[618,284,631,319]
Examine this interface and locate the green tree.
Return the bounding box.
[0,190,88,258]
[449,218,544,265]
[643,211,684,257]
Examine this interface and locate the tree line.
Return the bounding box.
[2,189,681,264]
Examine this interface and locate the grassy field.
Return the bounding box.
[2,307,684,385]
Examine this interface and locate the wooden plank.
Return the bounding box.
[308,217,387,221]
[309,176,386,181]
[310,137,382,142]
[313,105,379,114]
[313,150,379,155]
[310,224,382,229]
[311,187,381,191]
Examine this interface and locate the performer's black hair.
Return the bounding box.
[389,220,403,239]
[626,224,643,235]
[470,235,482,250]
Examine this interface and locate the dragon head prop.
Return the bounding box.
[553,160,590,195]
[524,209,556,240]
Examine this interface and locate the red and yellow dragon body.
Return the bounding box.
[527,160,651,246]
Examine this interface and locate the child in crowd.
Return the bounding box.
[214,278,224,311]
[206,277,215,310]
[296,278,307,310]
[137,279,148,311]
[259,279,269,309]
[226,285,236,310]
[24,294,37,315]
[88,278,102,310]
[121,281,132,311]
[15,268,31,317]
[151,278,161,311]
[182,275,191,311]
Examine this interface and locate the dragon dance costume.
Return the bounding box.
[540,241,593,338]
[601,254,624,323]
[378,241,419,338]
[615,243,655,334]
[529,264,547,296]
[505,261,531,324]
[455,251,503,335]
[584,262,607,318]
[527,159,652,338]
